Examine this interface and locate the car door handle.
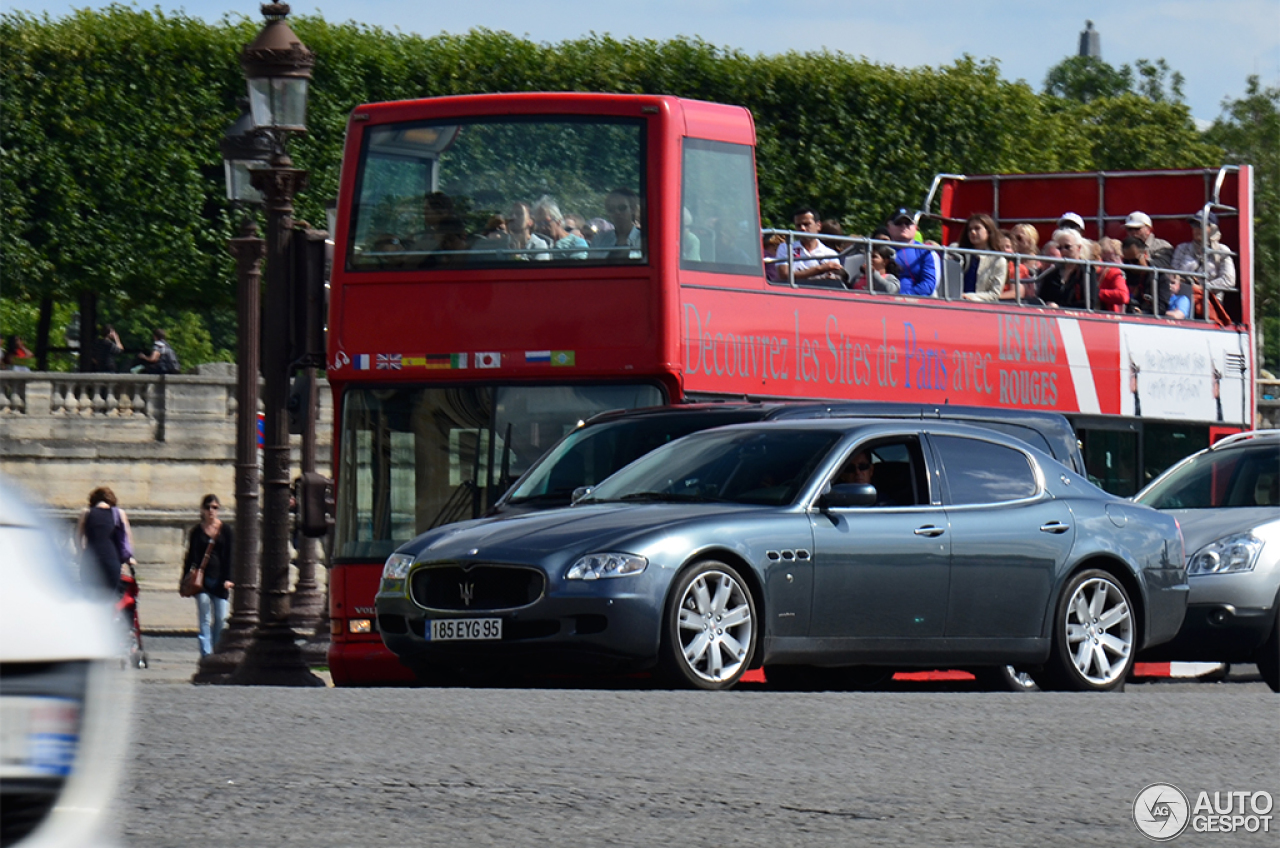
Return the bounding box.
[1040,521,1071,534]
[913,526,945,537]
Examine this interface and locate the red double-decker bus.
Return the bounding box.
[325,92,1255,685]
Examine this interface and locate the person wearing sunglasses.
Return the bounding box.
[837,451,875,486]
[182,494,235,656]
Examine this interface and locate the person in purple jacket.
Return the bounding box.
[885,207,937,296]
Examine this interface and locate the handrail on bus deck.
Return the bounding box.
[761,227,1226,322]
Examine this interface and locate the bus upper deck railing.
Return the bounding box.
[763,228,1237,324]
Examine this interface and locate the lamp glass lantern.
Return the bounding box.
[240,8,315,134]
[220,108,272,205]
[247,75,309,132]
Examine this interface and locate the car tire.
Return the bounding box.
[659,560,757,690]
[973,666,1039,692]
[1040,569,1135,692]
[1257,608,1279,694]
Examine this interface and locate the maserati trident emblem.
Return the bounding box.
[459,582,475,607]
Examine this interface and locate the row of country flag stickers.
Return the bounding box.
[352,351,576,370]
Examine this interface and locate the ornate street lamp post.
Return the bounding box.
[194,107,271,684]
[229,2,323,686]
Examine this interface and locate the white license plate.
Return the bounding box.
[0,696,81,778]
[429,618,502,641]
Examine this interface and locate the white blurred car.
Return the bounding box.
[0,479,132,846]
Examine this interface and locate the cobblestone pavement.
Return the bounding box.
[114,640,1277,848]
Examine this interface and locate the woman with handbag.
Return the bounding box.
[77,486,135,594]
[182,494,235,656]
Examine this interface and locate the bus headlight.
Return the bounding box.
[566,552,647,580]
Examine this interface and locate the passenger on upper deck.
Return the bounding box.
[594,188,643,259]
[951,213,1007,303]
[410,192,458,253]
[1096,238,1129,313]
[1057,212,1085,233]
[1172,211,1236,293]
[1124,211,1174,270]
[1123,236,1157,313]
[1164,274,1192,320]
[1036,228,1096,309]
[885,208,936,297]
[850,244,900,294]
[532,196,589,260]
[774,207,845,284]
[499,201,551,261]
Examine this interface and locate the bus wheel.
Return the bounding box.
[659,561,756,690]
[1041,569,1134,692]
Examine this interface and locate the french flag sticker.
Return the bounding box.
[354,354,371,370]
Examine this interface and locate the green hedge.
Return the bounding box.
[4,6,1263,368]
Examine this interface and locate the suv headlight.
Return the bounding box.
[382,552,415,580]
[1188,533,1264,575]
[566,552,648,580]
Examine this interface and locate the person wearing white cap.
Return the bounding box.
[1057,212,1085,232]
[1124,211,1173,268]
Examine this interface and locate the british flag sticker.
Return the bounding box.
[376,353,402,370]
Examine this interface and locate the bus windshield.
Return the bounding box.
[348,116,646,270]
[333,383,663,560]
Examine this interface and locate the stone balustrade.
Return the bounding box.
[1,365,332,594]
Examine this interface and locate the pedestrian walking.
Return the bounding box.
[182,494,235,656]
[76,486,135,594]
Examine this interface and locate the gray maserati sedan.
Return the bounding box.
[376,419,1188,691]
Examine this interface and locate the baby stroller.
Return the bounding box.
[116,562,148,669]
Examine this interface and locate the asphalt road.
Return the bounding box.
[112,638,1277,847]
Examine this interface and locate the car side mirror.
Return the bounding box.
[822,483,878,508]
[571,486,594,504]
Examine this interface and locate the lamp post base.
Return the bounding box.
[226,624,326,686]
[190,619,259,684]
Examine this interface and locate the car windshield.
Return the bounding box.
[1136,443,1279,509]
[584,428,842,507]
[503,411,771,506]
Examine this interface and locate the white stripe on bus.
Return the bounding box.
[1056,317,1101,415]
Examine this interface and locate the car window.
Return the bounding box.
[934,435,1038,505]
[587,429,842,507]
[1136,445,1279,509]
[831,438,928,507]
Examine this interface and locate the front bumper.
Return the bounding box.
[327,638,416,686]
[1139,602,1277,662]
[377,590,664,676]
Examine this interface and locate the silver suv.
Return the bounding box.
[1134,430,1279,691]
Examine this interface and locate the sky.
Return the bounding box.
[6,0,1280,124]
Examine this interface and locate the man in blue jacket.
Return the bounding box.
[886,208,937,296]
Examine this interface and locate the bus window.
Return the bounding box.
[333,383,663,561]
[1079,427,1139,497]
[348,117,645,270]
[680,138,762,275]
[1142,422,1210,488]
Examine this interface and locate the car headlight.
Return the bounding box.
[566,552,648,580]
[1188,533,1264,575]
[382,552,415,580]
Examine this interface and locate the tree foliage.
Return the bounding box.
[1,7,1256,368]
[1044,55,1184,104]
[1205,76,1280,372]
